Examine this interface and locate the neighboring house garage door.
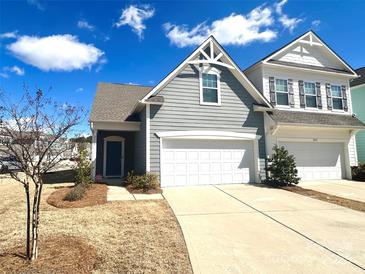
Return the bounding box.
[161,139,255,187]
[279,142,345,181]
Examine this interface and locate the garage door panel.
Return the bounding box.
[161,139,255,187]
[279,142,345,181]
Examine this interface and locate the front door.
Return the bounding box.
[105,140,124,177]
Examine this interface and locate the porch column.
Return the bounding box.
[91,129,97,179]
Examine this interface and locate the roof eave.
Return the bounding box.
[263,61,358,78]
[276,122,365,129]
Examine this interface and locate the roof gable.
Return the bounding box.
[141,36,272,108]
[247,31,357,77]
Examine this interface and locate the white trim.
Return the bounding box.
[159,137,163,180]
[91,129,97,179]
[140,36,272,108]
[103,136,125,178]
[141,37,212,102]
[277,122,365,130]
[261,31,357,76]
[264,62,357,78]
[274,78,289,106]
[92,121,140,131]
[199,67,221,106]
[253,139,260,183]
[146,104,150,172]
[155,131,259,140]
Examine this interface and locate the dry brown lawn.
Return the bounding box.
[0,177,192,273]
[283,186,365,213]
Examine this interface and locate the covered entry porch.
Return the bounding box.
[90,121,145,181]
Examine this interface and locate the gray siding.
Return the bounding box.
[134,108,146,173]
[149,64,267,181]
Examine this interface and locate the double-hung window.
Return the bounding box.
[304,82,317,108]
[201,72,220,105]
[275,79,289,106]
[331,85,343,110]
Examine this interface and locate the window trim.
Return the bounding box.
[330,84,343,111]
[304,81,317,109]
[275,78,289,106]
[199,67,221,106]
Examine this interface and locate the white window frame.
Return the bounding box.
[331,85,343,111]
[275,79,289,106]
[199,66,221,106]
[304,81,317,109]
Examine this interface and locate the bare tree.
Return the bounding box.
[0,88,84,261]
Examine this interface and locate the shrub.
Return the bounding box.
[125,171,160,192]
[352,164,365,181]
[74,146,92,186]
[265,145,300,187]
[63,183,87,201]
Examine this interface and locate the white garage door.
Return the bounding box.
[161,139,255,187]
[279,142,345,181]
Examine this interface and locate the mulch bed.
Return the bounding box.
[47,184,107,208]
[0,235,99,274]
[282,185,365,213]
[125,184,162,194]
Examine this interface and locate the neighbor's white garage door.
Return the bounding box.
[161,139,255,187]
[279,142,345,181]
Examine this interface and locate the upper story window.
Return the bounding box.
[331,85,343,110]
[200,69,221,105]
[275,79,289,106]
[304,82,317,108]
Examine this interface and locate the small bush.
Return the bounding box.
[125,171,160,192]
[63,184,87,201]
[265,145,300,187]
[352,164,365,181]
[74,146,92,185]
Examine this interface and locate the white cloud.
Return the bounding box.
[27,0,44,11]
[0,72,9,78]
[77,20,95,31]
[3,66,25,76]
[164,6,276,47]
[75,87,84,92]
[274,0,287,15]
[0,31,18,39]
[7,35,104,72]
[311,20,321,29]
[114,5,155,39]
[279,15,303,33]
[274,0,303,32]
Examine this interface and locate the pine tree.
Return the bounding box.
[266,145,300,186]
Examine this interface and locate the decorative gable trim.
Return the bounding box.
[246,31,357,78]
[140,36,272,108]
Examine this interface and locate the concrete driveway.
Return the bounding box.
[301,180,365,203]
[163,184,365,274]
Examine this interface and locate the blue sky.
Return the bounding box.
[1,0,364,134]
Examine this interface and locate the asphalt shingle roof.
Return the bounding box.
[350,67,365,87]
[90,82,152,122]
[268,109,365,128]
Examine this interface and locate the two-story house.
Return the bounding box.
[90,30,364,187]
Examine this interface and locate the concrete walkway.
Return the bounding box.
[107,185,163,201]
[163,184,365,274]
[301,180,365,203]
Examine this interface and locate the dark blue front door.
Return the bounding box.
[106,141,122,177]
